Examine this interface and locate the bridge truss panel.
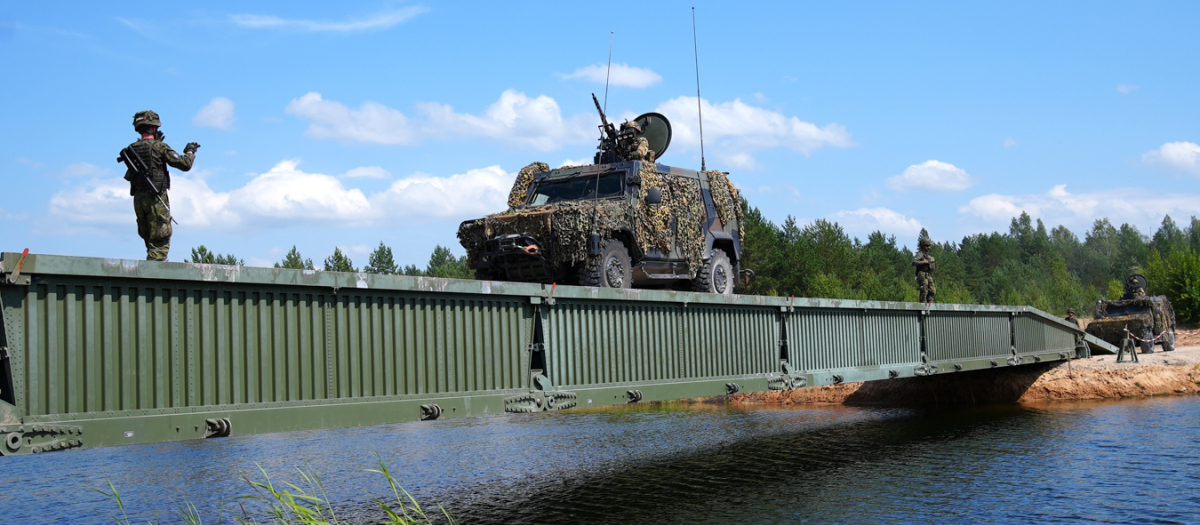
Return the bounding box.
[925,312,1012,362]
[787,308,921,372]
[544,300,778,388]
[8,277,531,419]
[1013,314,1076,358]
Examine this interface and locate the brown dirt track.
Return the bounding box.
[730,343,1200,408]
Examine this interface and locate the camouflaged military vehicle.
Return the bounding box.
[1086,274,1177,353]
[457,99,744,294]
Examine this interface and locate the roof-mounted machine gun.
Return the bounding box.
[591,93,674,165]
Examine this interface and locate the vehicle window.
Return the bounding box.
[529,172,625,205]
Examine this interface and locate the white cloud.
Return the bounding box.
[959,184,1200,229]
[654,96,852,166]
[418,90,594,151]
[830,208,924,237]
[192,97,235,130]
[1003,138,1019,148]
[230,7,426,32]
[886,160,975,192]
[559,63,662,88]
[340,166,391,179]
[286,92,419,145]
[48,160,513,232]
[61,162,110,177]
[559,158,593,168]
[1116,84,1139,94]
[1142,141,1200,176]
[287,90,594,151]
[17,158,43,169]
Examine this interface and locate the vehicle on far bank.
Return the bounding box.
[1086,274,1177,353]
[457,103,745,294]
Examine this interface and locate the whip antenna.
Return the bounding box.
[692,7,706,171]
[603,31,613,114]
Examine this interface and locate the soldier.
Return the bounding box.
[1064,308,1081,328]
[1127,275,1147,297]
[618,120,654,163]
[120,111,199,261]
[913,236,936,303]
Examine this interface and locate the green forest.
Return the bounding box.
[190,202,1200,325]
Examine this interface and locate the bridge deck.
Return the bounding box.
[0,252,1112,456]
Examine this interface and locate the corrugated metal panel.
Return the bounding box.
[926,312,1011,362]
[787,309,920,371]
[544,301,777,388]
[11,278,530,418]
[1013,314,1075,356]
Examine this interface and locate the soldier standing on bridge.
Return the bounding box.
[1064,308,1081,328]
[913,236,936,303]
[119,111,199,261]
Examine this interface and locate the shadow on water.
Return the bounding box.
[843,361,1064,407]
[438,403,1040,524]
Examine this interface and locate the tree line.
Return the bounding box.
[189,243,471,279]
[737,200,1200,324]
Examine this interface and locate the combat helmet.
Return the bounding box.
[918,236,933,248]
[133,110,161,131]
[621,120,643,134]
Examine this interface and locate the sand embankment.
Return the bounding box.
[731,345,1200,407]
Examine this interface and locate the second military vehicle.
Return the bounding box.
[1086,274,1177,353]
[457,96,744,294]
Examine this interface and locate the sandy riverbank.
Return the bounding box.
[730,346,1200,407]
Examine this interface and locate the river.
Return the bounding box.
[3,396,1198,524]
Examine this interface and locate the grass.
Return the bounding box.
[91,454,457,525]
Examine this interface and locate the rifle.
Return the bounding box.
[117,146,179,225]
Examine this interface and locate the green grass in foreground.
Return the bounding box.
[91,455,458,525]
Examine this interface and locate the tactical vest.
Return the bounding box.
[123,139,170,193]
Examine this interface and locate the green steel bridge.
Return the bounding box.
[0,252,1116,456]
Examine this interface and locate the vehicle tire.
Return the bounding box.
[1140,327,1155,354]
[577,240,632,289]
[1162,329,1176,352]
[692,249,734,295]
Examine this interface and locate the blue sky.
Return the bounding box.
[2,2,1198,268]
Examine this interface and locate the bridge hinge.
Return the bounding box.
[503,390,578,413]
[204,418,233,438]
[913,364,938,376]
[1006,356,1023,366]
[1,424,85,456]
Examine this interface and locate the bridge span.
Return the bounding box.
[0,252,1115,456]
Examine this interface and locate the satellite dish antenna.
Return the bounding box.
[632,112,672,159]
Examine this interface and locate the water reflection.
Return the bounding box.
[2,397,1197,524]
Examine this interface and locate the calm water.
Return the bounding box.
[2,396,1198,524]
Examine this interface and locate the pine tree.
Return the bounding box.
[323,247,356,273]
[190,245,243,266]
[275,245,314,270]
[364,242,398,274]
[425,245,471,279]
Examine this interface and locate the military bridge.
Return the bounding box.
[0,252,1116,456]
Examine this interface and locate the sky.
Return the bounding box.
[2,2,1199,268]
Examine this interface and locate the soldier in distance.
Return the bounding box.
[913,236,936,303]
[121,110,199,261]
[1064,308,1081,328]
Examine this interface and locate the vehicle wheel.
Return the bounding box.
[577,240,632,289]
[1140,328,1155,354]
[692,249,734,295]
[1162,330,1176,352]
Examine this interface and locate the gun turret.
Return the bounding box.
[592,93,619,153]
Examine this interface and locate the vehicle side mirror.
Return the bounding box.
[645,188,662,204]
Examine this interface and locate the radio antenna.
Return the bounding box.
[692,7,706,171]
[603,31,614,114]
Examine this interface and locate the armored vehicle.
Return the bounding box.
[457,98,743,294]
[1086,274,1177,353]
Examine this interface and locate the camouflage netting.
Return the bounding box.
[457,200,631,267]
[506,161,550,209]
[705,170,744,244]
[1087,315,1153,346]
[632,164,708,273]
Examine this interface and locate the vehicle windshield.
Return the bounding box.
[528,171,625,206]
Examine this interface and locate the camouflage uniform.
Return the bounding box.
[913,239,936,303]
[1064,309,1081,328]
[618,121,655,163]
[123,111,195,261]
